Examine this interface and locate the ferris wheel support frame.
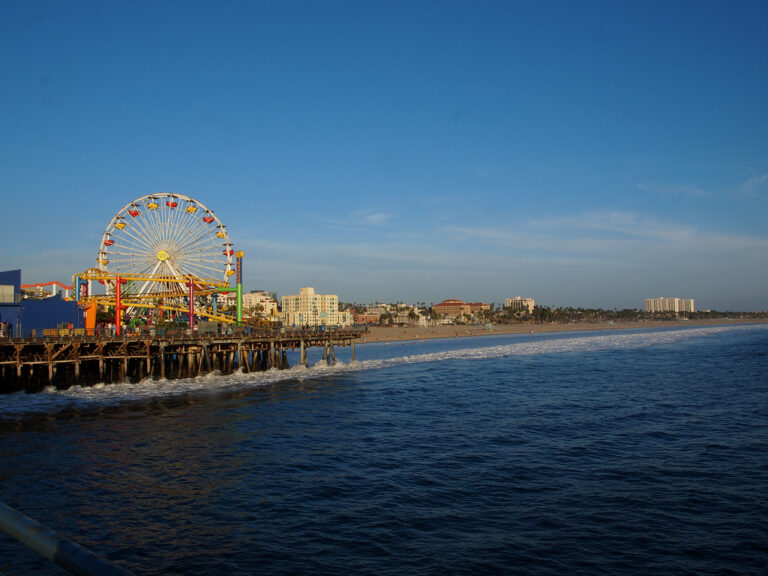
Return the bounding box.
[87,258,245,333]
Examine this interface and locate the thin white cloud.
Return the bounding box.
[240,238,448,266]
[444,226,530,246]
[637,182,709,198]
[529,211,695,243]
[220,209,768,308]
[321,210,393,230]
[730,174,768,198]
[361,212,391,226]
[446,211,768,265]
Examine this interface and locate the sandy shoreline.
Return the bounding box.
[357,318,766,344]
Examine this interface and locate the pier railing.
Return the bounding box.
[8,325,367,343]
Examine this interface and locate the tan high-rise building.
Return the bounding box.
[505,296,535,314]
[280,287,352,327]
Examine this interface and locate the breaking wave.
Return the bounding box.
[1,324,763,418]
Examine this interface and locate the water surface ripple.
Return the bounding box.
[1,325,767,574]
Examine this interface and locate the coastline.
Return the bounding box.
[358,318,767,345]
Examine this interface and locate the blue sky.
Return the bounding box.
[1,0,767,310]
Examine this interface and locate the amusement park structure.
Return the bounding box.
[1,193,366,392]
[20,281,74,299]
[74,193,251,335]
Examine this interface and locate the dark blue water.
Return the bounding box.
[1,325,767,575]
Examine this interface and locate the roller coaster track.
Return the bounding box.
[81,296,240,325]
[74,270,268,327]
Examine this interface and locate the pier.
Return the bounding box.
[0,327,365,393]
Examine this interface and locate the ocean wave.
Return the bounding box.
[1,324,763,418]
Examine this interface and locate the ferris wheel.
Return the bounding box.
[97,193,234,298]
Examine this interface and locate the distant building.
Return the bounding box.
[390,304,427,326]
[505,296,535,314]
[217,290,277,314]
[468,302,491,314]
[432,299,470,319]
[243,291,278,317]
[354,312,380,325]
[217,291,234,308]
[281,287,353,327]
[0,269,21,337]
[432,299,489,321]
[357,303,427,326]
[1,269,84,337]
[364,305,389,318]
[645,297,695,313]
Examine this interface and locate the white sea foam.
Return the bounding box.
[1,324,763,417]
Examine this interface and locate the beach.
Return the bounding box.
[358,318,766,344]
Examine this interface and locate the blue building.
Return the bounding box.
[0,269,84,337]
[0,269,22,337]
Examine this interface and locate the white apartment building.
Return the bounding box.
[645,297,695,313]
[243,291,278,317]
[281,287,353,327]
[505,296,535,314]
[392,304,427,327]
[217,290,278,315]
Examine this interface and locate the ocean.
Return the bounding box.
[1,324,767,575]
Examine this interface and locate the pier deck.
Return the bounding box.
[0,327,365,393]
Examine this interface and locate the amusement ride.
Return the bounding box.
[72,193,249,335]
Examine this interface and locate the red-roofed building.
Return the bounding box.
[432,299,489,320]
[354,313,380,324]
[432,299,469,318]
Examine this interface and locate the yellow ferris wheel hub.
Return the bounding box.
[157,250,169,261]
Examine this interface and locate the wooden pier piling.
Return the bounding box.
[0,328,365,393]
